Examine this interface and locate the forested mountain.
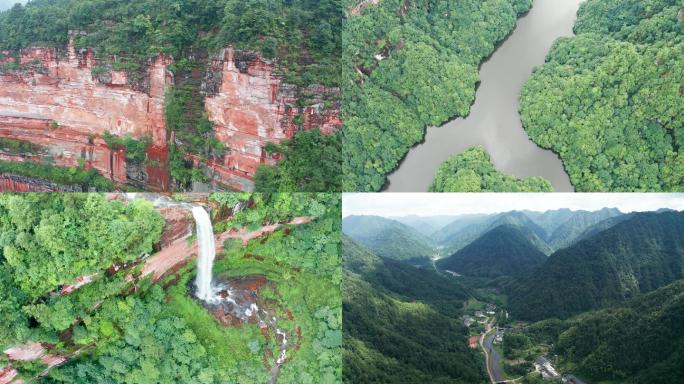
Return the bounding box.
[523,209,578,235]
[430,214,492,244]
[509,211,684,320]
[434,211,551,255]
[545,207,623,250]
[429,146,553,192]
[343,0,534,191]
[388,215,457,237]
[520,280,684,384]
[520,0,684,191]
[343,236,487,383]
[342,215,435,262]
[437,225,548,278]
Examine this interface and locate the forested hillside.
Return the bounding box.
[435,211,550,255]
[0,193,342,383]
[517,280,684,384]
[437,225,547,278]
[544,207,623,250]
[508,211,684,320]
[342,215,434,262]
[520,0,684,191]
[0,0,340,86]
[343,0,533,191]
[343,236,486,383]
[429,147,553,192]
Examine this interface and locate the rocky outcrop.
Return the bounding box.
[0,38,340,191]
[0,34,172,190]
[203,47,341,190]
[0,173,88,192]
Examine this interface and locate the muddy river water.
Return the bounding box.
[385,0,584,192]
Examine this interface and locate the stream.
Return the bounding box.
[385,0,584,192]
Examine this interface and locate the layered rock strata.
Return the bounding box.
[0,39,340,191]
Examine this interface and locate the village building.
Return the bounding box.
[534,356,561,379]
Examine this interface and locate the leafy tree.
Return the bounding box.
[255,130,342,192]
[430,146,553,192]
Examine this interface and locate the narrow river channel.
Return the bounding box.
[385,0,584,192]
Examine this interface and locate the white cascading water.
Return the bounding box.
[193,206,216,301]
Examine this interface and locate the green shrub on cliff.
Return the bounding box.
[429,146,553,192]
[255,129,342,192]
[0,160,116,190]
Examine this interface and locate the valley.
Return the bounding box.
[342,194,684,383]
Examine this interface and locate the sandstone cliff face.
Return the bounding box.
[203,47,341,190]
[0,40,340,191]
[0,37,172,190]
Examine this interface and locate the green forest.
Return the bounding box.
[341,215,434,263]
[0,0,340,87]
[513,280,684,384]
[508,211,684,321]
[429,147,553,192]
[342,0,533,191]
[436,225,547,278]
[343,236,487,383]
[520,0,684,191]
[0,193,341,383]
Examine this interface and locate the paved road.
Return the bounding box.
[484,330,505,383]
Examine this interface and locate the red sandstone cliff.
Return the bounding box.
[202,47,341,190]
[0,38,340,191]
[0,35,172,190]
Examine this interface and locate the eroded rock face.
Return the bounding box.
[0,39,340,191]
[0,173,87,192]
[204,47,341,189]
[0,36,172,190]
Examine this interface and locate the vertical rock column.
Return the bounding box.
[144,54,174,191]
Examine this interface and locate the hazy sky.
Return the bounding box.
[0,0,26,11]
[342,193,684,218]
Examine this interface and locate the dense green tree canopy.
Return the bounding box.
[518,280,684,384]
[437,224,548,278]
[508,211,684,320]
[255,130,342,192]
[343,236,486,383]
[0,194,163,300]
[343,0,533,191]
[519,0,684,191]
[429,147,553,192]
[0,0,341,87]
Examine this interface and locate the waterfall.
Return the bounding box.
[193,206,216,301]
